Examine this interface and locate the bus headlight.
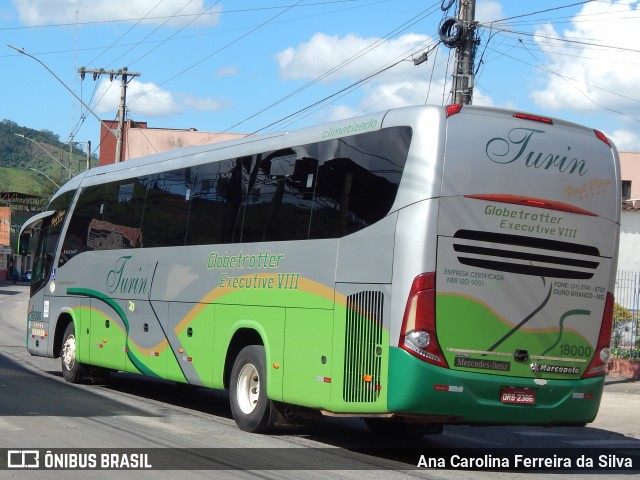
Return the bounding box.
[599,347,610,364]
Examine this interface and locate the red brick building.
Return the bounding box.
[98,120,247,166]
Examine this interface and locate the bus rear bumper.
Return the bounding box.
[387,347,605,426]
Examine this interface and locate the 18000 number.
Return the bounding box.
[558,344,592,357]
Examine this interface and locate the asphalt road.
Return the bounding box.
[1,281,639,479]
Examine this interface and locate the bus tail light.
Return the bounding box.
[446,104,463,117]
[582,292,614,379]
[594,129,611,146]
[399,273,448,368]
[513,112,553,124]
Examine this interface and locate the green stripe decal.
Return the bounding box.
[542,309,591,356]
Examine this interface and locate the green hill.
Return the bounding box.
[0,119,97,197]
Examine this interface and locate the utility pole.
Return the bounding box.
[68,139,92,171]
[452,0,477,104]
[78,67,141,163]
[438,0,478,105]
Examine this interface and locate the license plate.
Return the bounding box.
[500,387,536,405]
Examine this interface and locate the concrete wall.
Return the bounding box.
[618,209,640,271]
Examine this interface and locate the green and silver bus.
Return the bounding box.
[21,104,620,434]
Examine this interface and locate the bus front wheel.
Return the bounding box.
[61,323,86,383]
[229,345,272,433]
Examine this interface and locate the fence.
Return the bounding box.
[613,271,640,359]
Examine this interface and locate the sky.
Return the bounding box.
[1,0,640,163]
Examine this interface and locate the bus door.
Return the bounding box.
[122,297,169,379]
[87,294,128,372]
[21,211,55,358]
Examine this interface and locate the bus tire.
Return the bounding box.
[60,322,86,383]
[229,345,271,433]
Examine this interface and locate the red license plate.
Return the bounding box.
[500,387,536,405]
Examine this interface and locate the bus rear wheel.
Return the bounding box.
[229,345,272,433]
[61,323,87,383]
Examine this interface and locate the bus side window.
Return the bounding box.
[186,159,242,246]
[33,190,75,292]
[141,169,191,248]
[309,127,411,239]
[241,149,316,242]
[103,180,145,249]
[19,232,30,256]
[61,185,105,263]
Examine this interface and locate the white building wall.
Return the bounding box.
[619,210,640,271]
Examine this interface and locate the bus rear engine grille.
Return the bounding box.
[452,230,602,280]
[343,291,384,403]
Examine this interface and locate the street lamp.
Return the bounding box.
[7,45,116,139]
[69,140,93,171]
[14,133,75,177]
[29,168,60,188]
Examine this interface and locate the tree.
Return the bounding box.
[612,303,633,348]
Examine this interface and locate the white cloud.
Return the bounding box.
[609,129,640,152]
[275,31,461,120]
[313,78,442,124]
[181,95,227,112]
[215,66,238,78]
[530,1,640,114]
[363,80,431,109]
[276,32,433,83]
[475,0,506,24]
[316,75,488,124]
[469,87,495,107]
[93,79,176,117]
[12,0,221,27]
[321,104,360,123]
[92,79,224,118]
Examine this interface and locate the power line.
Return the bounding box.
[0,0,374,31]
[485,26,640,55]
[193,3,442,144]
[124,1,222,67]
[272,40,440,133]
[484,40,640,123]
[0,0,391,62]
[485,1,596,25]
[85,0,167,66]
[250,60,406,136]
[516,38,640,123]
[136,2,438,111]
[127,0,306,107]
[488,33,640,68]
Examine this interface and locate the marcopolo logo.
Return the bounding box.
[530,363,580,375]
[485,128,589,176]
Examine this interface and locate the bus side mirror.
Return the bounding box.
[19,233,30,256]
